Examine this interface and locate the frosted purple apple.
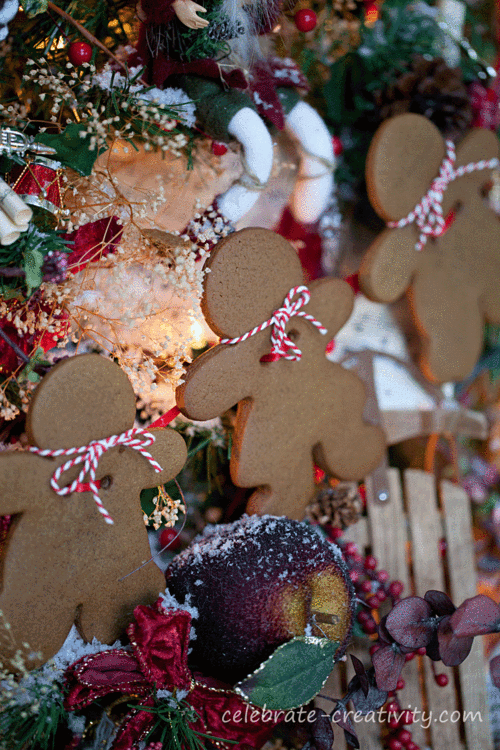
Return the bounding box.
[165,515,355,683]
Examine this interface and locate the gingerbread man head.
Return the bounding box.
[177,228,384,519]
[0,354,187,671]
[360,113,500,383]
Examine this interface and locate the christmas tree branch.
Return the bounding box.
[47,1,129,73]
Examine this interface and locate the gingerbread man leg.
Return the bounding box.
[284,101,335,224]
[242,451,316,520]
[216,108,274,222]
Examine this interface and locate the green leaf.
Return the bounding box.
[35,123,105,176]
[23,246,44,294]
[234,636,339,710]
[20,0,48,16]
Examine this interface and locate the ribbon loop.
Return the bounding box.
[221,284,327,362]
[388,140,499,251]
[29,426,163,525]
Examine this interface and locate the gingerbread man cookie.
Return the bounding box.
[0,354,186,670]
[360,113,500,383]
[176,228,384,519]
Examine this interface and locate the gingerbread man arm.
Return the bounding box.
[307,277,354,335]
[177,344,255,421]
[140,429,187,486]
[0,452,47,514]
[359,226,420,303]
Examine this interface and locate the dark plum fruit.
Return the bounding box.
[165,515,354,683]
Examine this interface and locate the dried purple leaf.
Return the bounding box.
[450,595,500,637]
[437,616,473,666]
[372,644,405,691]
[331,702,359,749]
[490,655,500,690]
[310,708,334,750]
[424,590,456,617]
[350,655,370,697]
[351,682,388,714]
[385,597,434,649]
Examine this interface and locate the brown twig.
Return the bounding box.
[0,267,25,277]
[47,1,129,74]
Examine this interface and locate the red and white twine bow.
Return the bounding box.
[29,428,163,525]
[220,285,327,362]
[388,140,499,251]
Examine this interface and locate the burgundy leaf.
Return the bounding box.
[424,590,456,617]
[450,595,500,637]
[385,597,434,649]
[351,683,388,715]
[350,655,370,697]
[377,616,393,645]
[490,655,500,689]
[310,708,334,750]
[372,645,405,691]
[425,632,441,661]
[331,701,359,749]
[437,617,473,666]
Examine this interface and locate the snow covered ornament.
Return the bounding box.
[165,515,355,686]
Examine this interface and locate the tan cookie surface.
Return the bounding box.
[177,228,384,519]
[0,354,187,670]
[360,113,500,383]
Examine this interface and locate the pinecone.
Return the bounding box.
[306,481,363,529]
[372,56,473,137]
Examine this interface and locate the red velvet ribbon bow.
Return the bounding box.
[64,604,275,750]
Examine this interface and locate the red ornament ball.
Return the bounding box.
[68,41,93,66]
[211,141,228,156]
[435,673,449,687]
[294,8,317,31]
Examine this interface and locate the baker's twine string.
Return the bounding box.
[387,139,499,251]
[221,285,327,362]
[29,427,163,525]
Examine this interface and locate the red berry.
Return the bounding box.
[405,652,415,662]
[406,743,420,750]
[377,589,387,602]
[159,526,182,550]
[377,569,389,583]
[386,701,399,714]
[389,580,404,597]
[369,644,380,655]
[68,41,93,66]
[435,673,449,687]
[438,538,447,557]
[416,647,427,656]
[387,740,403,750]
[349,569,360,583]
[399,711,414,725]
[363,619,378,634]
[344,541,358,556]
[360,579,373,593]
[357,610,370,624]
[364,554,378,570]
[396,678,405,690]
[397,729,412,744]
[330,526,343,540]
[211,141,228,156]
[294,8,317,31]
[388,717,400,730]
[332,135,343,156]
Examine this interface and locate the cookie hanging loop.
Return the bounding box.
[220,284,328,362]
[387,139,499,251]
[29,427,163,525]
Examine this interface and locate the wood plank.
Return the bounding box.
[404,470,463,750]
[342,516,369,550]
[365,469,426,747]
[441,479,493,750]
